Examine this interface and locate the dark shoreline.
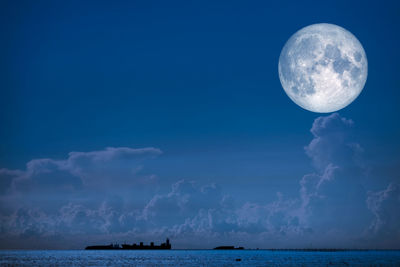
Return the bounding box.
[80,249,400,252]
[1,248,400,251]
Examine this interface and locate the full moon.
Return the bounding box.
[278,23,367,113]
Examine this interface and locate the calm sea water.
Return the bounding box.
[1,250,400,266]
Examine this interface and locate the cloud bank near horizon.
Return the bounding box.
[0,114,399,249]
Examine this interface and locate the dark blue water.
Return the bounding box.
[1,250,400,266]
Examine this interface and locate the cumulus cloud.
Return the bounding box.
[136,179,311,248]
[305,113,356,171]
[0,169,23,195]
[366,183,400,239]
[1,115,399,249]
[5,147,161,195]
[292,113,377,247]
[0,147,162,248]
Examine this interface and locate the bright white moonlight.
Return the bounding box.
[278,23,368,113]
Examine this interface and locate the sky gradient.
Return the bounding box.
[1,0,400,249]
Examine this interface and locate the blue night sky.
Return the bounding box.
[1,0,399,249]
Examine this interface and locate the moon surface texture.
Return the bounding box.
[278,23,367,113]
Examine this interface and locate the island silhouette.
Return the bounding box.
[85,238,171,250]
[85,239,248,250]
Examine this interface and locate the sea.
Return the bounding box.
[1,250,400,266]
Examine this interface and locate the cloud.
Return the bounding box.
[65,147,161,187]
[1,115,399,249]
[294,113,377,246]
[141,180,223,229]
[305,113,356,171]
[4,147,161,195]
[0,169,23,195]
[0,147,162,248]
[138,179,309,248]
[366,183,400,238]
